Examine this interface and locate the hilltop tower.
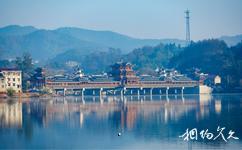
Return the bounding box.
[185,9,190,44]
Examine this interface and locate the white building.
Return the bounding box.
[0,68,22,93]
[0,72,6,93]
[214,75,221,85]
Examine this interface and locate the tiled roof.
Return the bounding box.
[0,68,21,71]
[74,77,89,82]
[89,76,116,82]
[112,62,132,67]
[172,76,193,81]
[140,75,160,81]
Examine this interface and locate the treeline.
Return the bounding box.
[48,43,182,74]
[123,43,182,74]
[169,39,242,89]
[1,39,242,90]
[48,40,242,90]
[0,53,34,90]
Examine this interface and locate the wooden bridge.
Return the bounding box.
[46,80,200,96]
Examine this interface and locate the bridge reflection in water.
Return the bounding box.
[0,94,214,128]
[1,94,242,150]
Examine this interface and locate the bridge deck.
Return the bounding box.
[46,81,199,90]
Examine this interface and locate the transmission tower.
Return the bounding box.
[185,9,190,43]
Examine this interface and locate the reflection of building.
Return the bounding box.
[215,100,222,114]
[0,102,22,128]
[0,68,22,93]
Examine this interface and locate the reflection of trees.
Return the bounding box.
[23,113,33,140]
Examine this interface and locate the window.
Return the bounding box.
[8,83,10,86]
[18,78,20,81]
[1,85,4,88]
[8,78,10,81]
[13,78,15,81]
[17,85,20,88]
[13,83,16,86]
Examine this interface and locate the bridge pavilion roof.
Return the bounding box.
[172,75,193,81]
[89,75,116,82]
[140,75,161,81]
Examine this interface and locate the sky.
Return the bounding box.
[0,0,242,40]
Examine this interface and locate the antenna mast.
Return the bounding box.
[185,9,190,44]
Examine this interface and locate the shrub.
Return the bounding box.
[7,88,15,97]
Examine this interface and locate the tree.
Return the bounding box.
[15,52,34,91]
[169,39,242,90]
[0,60,14,68]
[7,88,15,97]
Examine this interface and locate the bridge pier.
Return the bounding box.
[166,87,169,102]
[81,88,85,101]
[124,87,126,95]
[100,88,103,97]
[63,88,66,96]
[181,86,184,95]
[81,88,85,96]
[120,88,124,98]
[140,87,143,95]
[150,88,153,100]
[137,89,140,99]
[166,87,169,96]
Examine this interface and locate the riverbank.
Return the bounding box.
[0,92,54,99]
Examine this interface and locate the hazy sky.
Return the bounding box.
[0,0,242,40]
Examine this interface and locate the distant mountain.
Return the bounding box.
[0,25,186,61]
[1,25,241,62]
[0,26,107,60]
[54,27,186,53]
[219,34,242,46]
[0,25,37,36]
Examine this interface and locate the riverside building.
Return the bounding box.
[0,68,22,93]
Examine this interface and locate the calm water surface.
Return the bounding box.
[0,94,242,150]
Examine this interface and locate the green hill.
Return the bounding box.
[0,25,186,61]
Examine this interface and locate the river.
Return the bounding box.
[0,94,242,149]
